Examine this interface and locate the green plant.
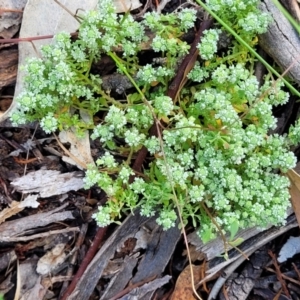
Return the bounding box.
[11,0,300,242]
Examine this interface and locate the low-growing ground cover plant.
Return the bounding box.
[11,0,300,242]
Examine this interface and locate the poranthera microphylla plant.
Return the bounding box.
[11,0,300,242]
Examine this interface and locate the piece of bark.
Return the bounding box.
[188,208,294,261]
[19,258,40,297]
[100,255,139,300]
[0,203,75,241]
[7,228,80,243]
[119,275,172,300]
[201,214,298,284]
[218,246,270,300]
[0,49,18,89]
[67,212,151,300]
[11,169,84,198]
[131,219,181,284]
[259,0,300,84]
[0,250,17,273]
[253,287,291,300]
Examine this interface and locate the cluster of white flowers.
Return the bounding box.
[289,119,300,145]
[96,151,118,168]
[91,124,114,143]
[156,210,177,230]
[144,136,161,154]
[40,113,58,133]
[187,62,209,82]
[119,166,134,183]
[153,95,174,116]
[126,105,153,128]
[238,12,272,34]
[137,64,174,84]
[124,127,146,147]
[93,206,114,227]
[198,29,220,60]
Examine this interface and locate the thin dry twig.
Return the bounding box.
[292,262,300,282]
[266,266,300,287]
[60,227,108,300]
[0,8,23,13]
[59,223,88,298]
[268,250,291,298]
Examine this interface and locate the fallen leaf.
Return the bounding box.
[58,127,94,170]
[0,0,27,39]
[0,195,39,225]
[171,264,202,300]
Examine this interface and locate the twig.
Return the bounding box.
[0,8,23,13]
[0,32,78,44]
[268,250,291,298]
[60,226,107,300]
[59,223,88,298]
[53,0,80,22]
[292,262,300,281]
[167,17,213,102]
[265,266,300,287]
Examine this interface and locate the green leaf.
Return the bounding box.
[201,227,215,244]
[229,220,239,241]
[106,140,116,150]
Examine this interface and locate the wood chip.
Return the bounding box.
[11,169,84,197]
[0,203,75,241]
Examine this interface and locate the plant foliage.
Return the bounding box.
[11,0,300,242]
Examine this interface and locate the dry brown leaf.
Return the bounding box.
[287,169,300,227]
[58,127,94,170]
[0,201,24,224]
[0,195,39,225]
[171,264,202,300]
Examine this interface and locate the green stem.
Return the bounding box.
[85,53,95,76]
[126,148,134,165]
[108,51,146,101]
[195,0,300,97]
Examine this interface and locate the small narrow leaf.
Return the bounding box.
[229,220,239,241]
